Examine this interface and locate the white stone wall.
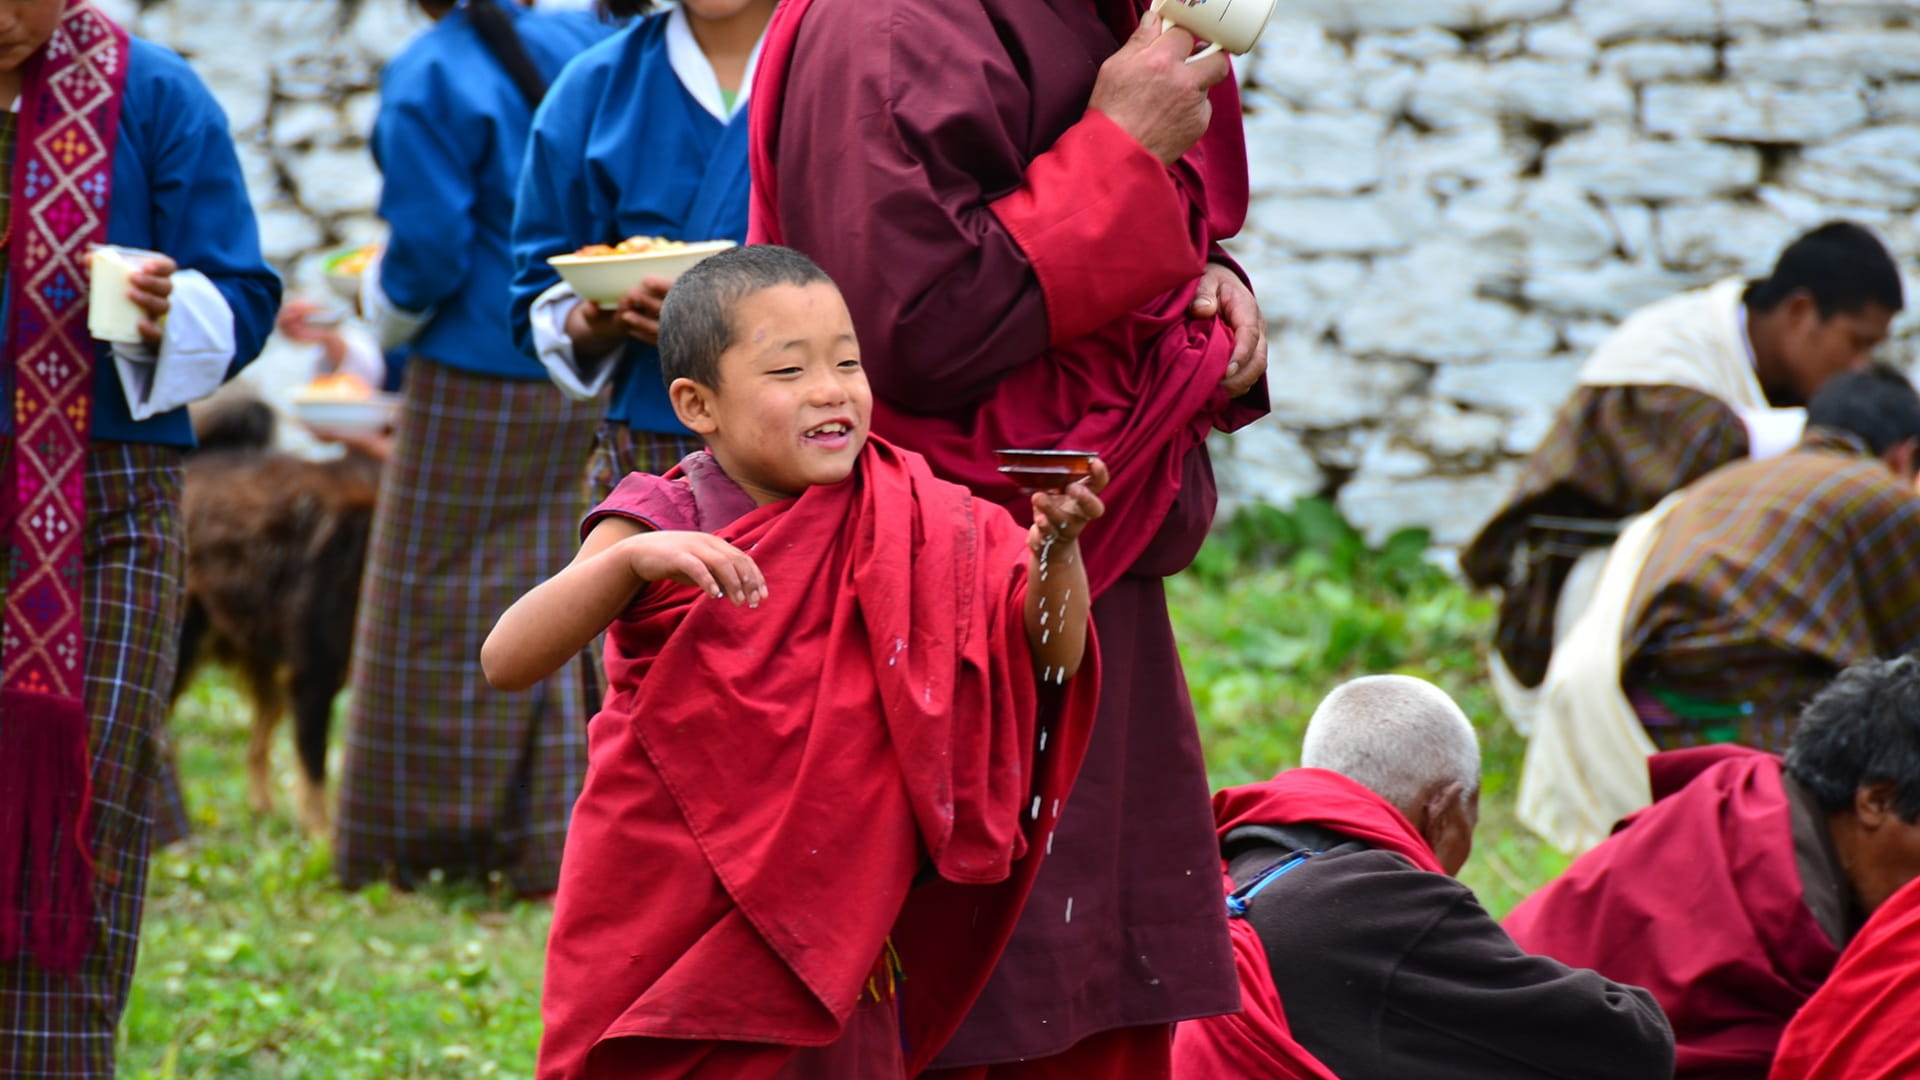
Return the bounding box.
[1210,0,1920,544]
[112,1,1920,543]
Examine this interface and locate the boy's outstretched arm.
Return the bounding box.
[482,518,768,692]
[1025,461,1108,683]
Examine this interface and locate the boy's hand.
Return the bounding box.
[1029,459,1109,551]
[130,255,178,348]
[624,530,767,607]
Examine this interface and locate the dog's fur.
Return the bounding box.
[171,391,380,836]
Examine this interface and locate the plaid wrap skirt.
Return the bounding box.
[335,360,600,895]
[582,421,703,506]
[0,442,185,1079]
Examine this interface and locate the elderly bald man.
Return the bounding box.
[1173,676,1675,1080]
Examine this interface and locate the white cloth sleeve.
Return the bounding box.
[335,322,388,389]
[360,247,430,352]
[1735,406,1807,461]
[531,279,617,401]
[111,269,236,421]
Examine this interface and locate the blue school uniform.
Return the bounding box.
[509,12,753,435]
[0,38,282,447]
[371,3,610,379]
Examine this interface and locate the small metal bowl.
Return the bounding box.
[995,448,1099,492]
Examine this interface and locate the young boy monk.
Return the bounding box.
[483,244,1106,1079]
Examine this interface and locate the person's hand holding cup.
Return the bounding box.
[1088,14,1232,164]
[87,244,175,349]
[1146,0,1276,63]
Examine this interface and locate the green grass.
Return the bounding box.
[122,676,548,1079]
[122,498,1565,1076]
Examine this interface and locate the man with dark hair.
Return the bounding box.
[1463,222,1904,730]
[1523,366,1920,850]
[1509,656,1920,1079]
[1619,364,1920,746]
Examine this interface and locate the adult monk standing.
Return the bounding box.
[751,0,1269,1073]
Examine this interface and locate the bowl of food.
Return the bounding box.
[547,237,737,306]
[323,244,377,303]
[291,372,400,435]
[995,448,1099,492]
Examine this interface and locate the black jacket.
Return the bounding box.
[1225,823,1675,1080]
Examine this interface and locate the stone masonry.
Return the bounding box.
[111,0,1920,546]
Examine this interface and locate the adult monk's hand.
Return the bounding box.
[1088,13,1231,165]
[1190,263,1266,398]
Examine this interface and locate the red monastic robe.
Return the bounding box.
[536,440,1099,1079]
[1771,873,1920,1080]
[748,0,1263,599]
[748,0,1262,1059]
[1506,748,1841,1080]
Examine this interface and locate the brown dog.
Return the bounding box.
[171,391,380,836]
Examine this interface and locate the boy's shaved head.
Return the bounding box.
[659,245,836,391]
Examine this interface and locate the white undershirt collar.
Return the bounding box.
[665,5,766,124]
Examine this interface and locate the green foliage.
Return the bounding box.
[123,500,1566,1074]
[1176,499,1569,915]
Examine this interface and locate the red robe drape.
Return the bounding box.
[536,439,1099,1078]
[1770,873,1920,1080]
[1506,750,1840,1080]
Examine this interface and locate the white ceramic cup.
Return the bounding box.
[1148,0,1275,62]
[87,244,166,345]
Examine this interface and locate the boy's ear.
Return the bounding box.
[668,377,720,436]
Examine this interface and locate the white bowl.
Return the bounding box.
[547,240,737,306]
[320,245,375,303]
[325,271,362,303]
[290,393,401,436]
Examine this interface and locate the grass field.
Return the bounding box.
[121,499,1567,1078]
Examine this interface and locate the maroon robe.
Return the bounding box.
[1505,748,1841,1079]
[535,441,1099,1078]
[750,0,1260,1061]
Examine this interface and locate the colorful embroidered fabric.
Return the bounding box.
[0,1,131,973]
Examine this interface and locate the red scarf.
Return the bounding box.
[546,438,1099,1072]
[1172,769,1439,1078]
[1211,768,1447,875]
[747,0,1263,597]
[1772,874,1920,1080]
[0,0,130,974]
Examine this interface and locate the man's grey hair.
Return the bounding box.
[1300,675,1481,810]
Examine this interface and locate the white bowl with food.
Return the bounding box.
[322,245,377,303]
[290,373,400,436]
[547,238,737,306]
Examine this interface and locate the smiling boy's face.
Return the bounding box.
[670,281,872,506]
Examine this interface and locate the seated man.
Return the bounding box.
[1521,366,1920,850]
[1461,223,1903,724]
[1172,676,1674,1080]
[1621,364,1920,750]
[1508,657,1920,1079]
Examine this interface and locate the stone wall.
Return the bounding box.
[112,0,1920,545]
[1209,0,1920,544]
